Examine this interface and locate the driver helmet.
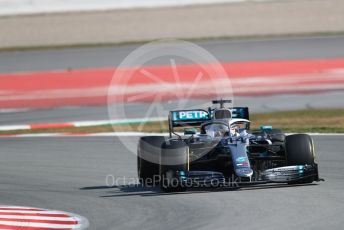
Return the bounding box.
[230,124,239,137]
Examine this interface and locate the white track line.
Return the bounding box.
[0,0,266,16]
[0,117,166,131]
[0,125,30,131]
[0,132,343,138]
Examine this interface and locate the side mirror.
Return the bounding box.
[270,133,285,142]
[184,128,197,135]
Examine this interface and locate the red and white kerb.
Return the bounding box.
[0,205,88,229]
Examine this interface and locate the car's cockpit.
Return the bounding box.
[199,119,250,138]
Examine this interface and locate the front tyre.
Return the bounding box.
[285,134,315,184]
[160,140,188,193]
[137,136,166,185]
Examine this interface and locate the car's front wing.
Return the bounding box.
[176,164,321,188]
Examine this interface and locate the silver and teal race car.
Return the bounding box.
[137,99,321,192]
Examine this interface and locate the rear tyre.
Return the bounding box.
[285,134,315,184]
[160,140,188,193]
[137,136,166,185]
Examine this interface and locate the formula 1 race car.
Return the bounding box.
[137,100,321,192]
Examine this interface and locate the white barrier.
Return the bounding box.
[2,0,340,49]
[0,0,256,16]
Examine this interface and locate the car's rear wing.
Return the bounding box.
[168,107,249,137]
[231,107,249,120]
[168,109,210,137]
[209,107,249,120]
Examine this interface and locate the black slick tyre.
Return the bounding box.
[160,140,188,193]
[137,136,166,185]
[285,134,315,184]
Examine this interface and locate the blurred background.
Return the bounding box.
[0,0,343,131]
[0,2,344,230]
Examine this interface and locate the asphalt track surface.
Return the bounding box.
[0,35,344,125]
[2,35,344,73]
[0,135,342,230]
[0,35,343,230]
[1,92,344,125]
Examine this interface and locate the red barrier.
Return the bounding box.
[0,59,343,109]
